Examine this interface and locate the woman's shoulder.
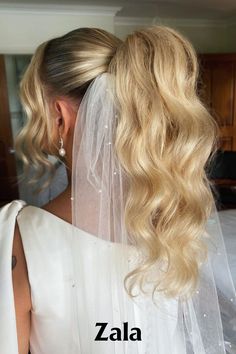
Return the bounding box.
[0,200,27,229]
[0,199,67,225]
[0,199,31,353]
[41,187,72,225]
[0,200,29,260]
[0,200,62,237]
[0,199,26,214]
[1,187,73,226]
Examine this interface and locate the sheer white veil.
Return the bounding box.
[70,72,236,353]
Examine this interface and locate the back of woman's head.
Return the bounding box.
[16,25,219,299]
[16,27,122,176]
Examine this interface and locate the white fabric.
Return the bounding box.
[0,200,187,354]
[0,200,25,354]
[1,200,236,353]
[218,209,236,290]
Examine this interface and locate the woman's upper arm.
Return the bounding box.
[12,220,32,354]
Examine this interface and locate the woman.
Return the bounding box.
[0,25,236,354]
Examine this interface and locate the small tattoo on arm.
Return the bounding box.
[12,255,17,270]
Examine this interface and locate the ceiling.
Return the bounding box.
[0,0,235,21]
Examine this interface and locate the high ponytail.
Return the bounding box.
[108,25,219,299]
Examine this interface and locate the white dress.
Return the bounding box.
[0,200,191,354]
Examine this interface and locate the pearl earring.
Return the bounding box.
[58,132,66,157]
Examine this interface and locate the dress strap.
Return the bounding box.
[0,200,27,354]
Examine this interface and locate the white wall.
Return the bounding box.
[114,17,153,40]
[0,4,120,54]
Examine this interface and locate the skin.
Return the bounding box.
[12,95,78,354]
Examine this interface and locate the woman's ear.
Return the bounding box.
[53,97,77,139]
[55,115,63,128]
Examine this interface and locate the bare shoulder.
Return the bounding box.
[42,186,72,224]
[12,221,31,354]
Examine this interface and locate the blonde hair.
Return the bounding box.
[16,28,122,189]
[16,25,219,299]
